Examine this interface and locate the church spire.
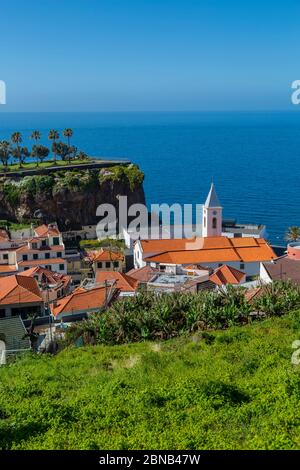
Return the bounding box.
[205,182,221,208]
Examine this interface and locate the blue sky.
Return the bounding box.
[0,0,299,112]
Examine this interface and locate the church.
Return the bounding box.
[133,183,276,279]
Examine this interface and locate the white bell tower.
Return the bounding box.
[202,183,222,237]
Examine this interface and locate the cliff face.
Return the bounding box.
[0,166,146,230]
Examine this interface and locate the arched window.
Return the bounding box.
[212,217,217,229]
[204,217,206,228]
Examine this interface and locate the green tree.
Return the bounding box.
[30,131,41,165]
[285,226,300,242]
[31,145,50,166]
[11,132,23,167]
[76,151,89,161]
[55,141,71,162]
[63,128,73,147]
[48,130,59,163]
[0,140,12,168]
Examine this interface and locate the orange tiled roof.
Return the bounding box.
[16,244,64,253]
[34,224,60,237]
[126,266,158,282]
[0,265,17,273]
[183,264,210,271]
[0,275,42,305]
[143,237,276,265]
[140,238,194,253]
[245,287,264,303]
[18,258,66,267]
[209,264,246,286]
[96,271,139,292]
[51,286,109,317]
[92,248,124,262]
[20,266,71,288]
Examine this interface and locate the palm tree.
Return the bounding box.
[30,131,41,166]
[0,140,12,168]
[48,130,59,163]
[285,226,300,242]
[11,132,23,167]
[63,128,73,147]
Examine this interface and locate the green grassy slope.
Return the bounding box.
[1,313,300,450]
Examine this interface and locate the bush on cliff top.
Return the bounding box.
[100,164,144,191]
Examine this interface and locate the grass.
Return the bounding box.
[0,159,95,172]
[1,312,300,450]
[79,238,125,250]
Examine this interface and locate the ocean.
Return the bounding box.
[0,111,300,244]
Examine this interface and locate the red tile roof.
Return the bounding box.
[96,271,139,292]
[20,266,71,288]
[18,258,66,267]
[126,266,158,282]
[0,265,17,274]
[91,248,124,262]
[16,244,64,253]
[0,275,42,305]
[143,237,276,265]
[51,286,110,317]
[244,287,264,303]
[34,224,60,237]
[209,264,246,286]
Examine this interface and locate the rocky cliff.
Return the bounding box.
[0,164,145,230]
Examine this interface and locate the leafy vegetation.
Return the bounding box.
[65,281,300,346]
[79,238,125,250]
[0,312,300,449]
[100,164,144,191]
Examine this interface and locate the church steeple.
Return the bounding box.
[204,183,221,208]
[202,183,222,237]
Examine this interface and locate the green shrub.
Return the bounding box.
[3,183,20,205]
[100,164,144,191]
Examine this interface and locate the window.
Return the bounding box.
[59,264,65,271]
[212,217,217,229]
[0,309,5,318]
[57,252,62,258]
[45,253,50,259]
[204,217,206,228]
[41,240,47,247]
[113,261,119,268]
[53,237,60,246]
[32,243,38,249]
[105,261,111,268]
[97,262,103,269]
[3,254,8,260]
[240,263,245,270]
[33,254,38,260]
[23,254,28,261]
[45,265,51,270]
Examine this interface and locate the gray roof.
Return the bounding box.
[263,256,300,283]
[0,316,30,350]
[204,183,222,208]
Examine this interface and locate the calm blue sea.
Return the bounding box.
[0,111,300,244]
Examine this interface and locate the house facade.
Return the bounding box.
[0,275,44,320]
